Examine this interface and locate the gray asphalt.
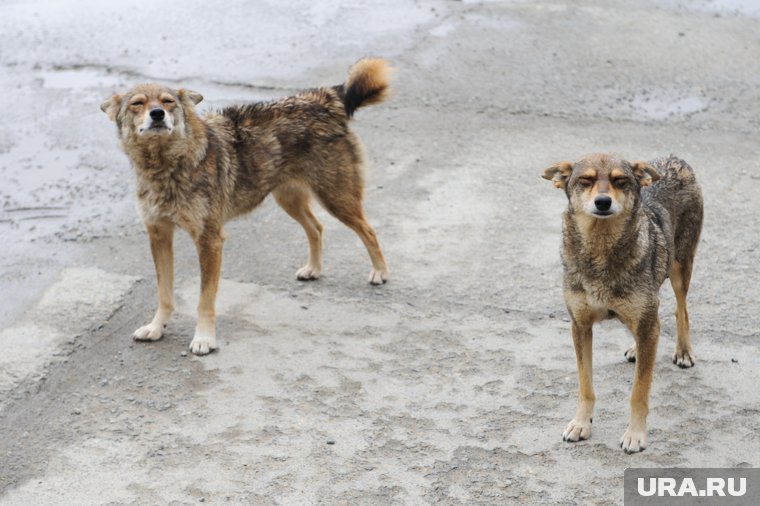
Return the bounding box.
[1,1,759,504]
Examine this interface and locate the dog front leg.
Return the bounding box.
[189,225,225,355]
[134,220,175,342]
[621,310,660,453]
[563,317,595,442]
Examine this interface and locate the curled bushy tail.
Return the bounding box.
[337,58,391,118]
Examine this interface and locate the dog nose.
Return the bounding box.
[149,108,165,121]
[595,195,612,212]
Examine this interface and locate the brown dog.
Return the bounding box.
[101,59,391,355]
[543,153,703,453]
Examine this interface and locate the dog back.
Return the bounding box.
[643,156,703,267]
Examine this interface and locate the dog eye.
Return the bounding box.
[613,178,628,187]
[130,101,144,107]
[162,98,175,104]
[577,178,593,187]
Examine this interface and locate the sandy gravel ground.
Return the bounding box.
[1,0,759,504]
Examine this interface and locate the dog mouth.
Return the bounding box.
[591,210,614,218]
[139,123,172,134]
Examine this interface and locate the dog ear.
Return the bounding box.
[631,161,660,187]
[178,89,203,106]
[542,162,573,189]
[100,94,122,121]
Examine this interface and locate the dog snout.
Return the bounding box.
[594,195,612,212]
[150,108,165,121]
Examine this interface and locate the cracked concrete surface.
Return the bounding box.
[1,0,759,504]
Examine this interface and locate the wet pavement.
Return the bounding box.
[1,0,759,504]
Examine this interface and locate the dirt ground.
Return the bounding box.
[1,0,759,504]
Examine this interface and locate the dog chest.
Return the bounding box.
[136,180,206,233]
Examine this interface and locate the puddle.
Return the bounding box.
[631,94,707,121]
[611,88,709,122]
[724,0,760,14]
[430,20,458,38]
[1,134,80,237]
[0,127,133,244]
[696,0,760,16]
[661,0,760,17]
[39,68,125,89]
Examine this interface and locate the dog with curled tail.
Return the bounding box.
[101,59,392,355]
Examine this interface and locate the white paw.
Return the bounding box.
[133,322,164,341]
[562,418,592,442]
[620,426,647,453]
[296,264,321,281]
[189,329,217,356]
[368,268,389,285]
[673,348,695,368]
[624,344,637,362]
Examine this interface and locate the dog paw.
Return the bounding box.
[296,264,321,281]
[620,426,647,453]
[368,268,389,285]
[673,349,695,368]
[133,323,164,341]
[562,418,592,442]
[624,345,637,362]
[189,330,217,356]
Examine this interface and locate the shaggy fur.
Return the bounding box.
[543,153,703,453]
[102,58,392,355]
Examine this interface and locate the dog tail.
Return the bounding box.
[337,58,391,118]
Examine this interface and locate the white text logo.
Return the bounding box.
[637,477,747,497]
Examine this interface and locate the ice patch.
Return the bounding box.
[0,267,139,392]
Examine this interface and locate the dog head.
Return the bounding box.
[542,153,660,219]
[101,84,203,141]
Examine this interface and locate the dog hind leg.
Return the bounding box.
[134,220,175,342]
[315,183,388,285]
[274,183,324,281]
[670,260,695,368]
[624,343,637,363]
